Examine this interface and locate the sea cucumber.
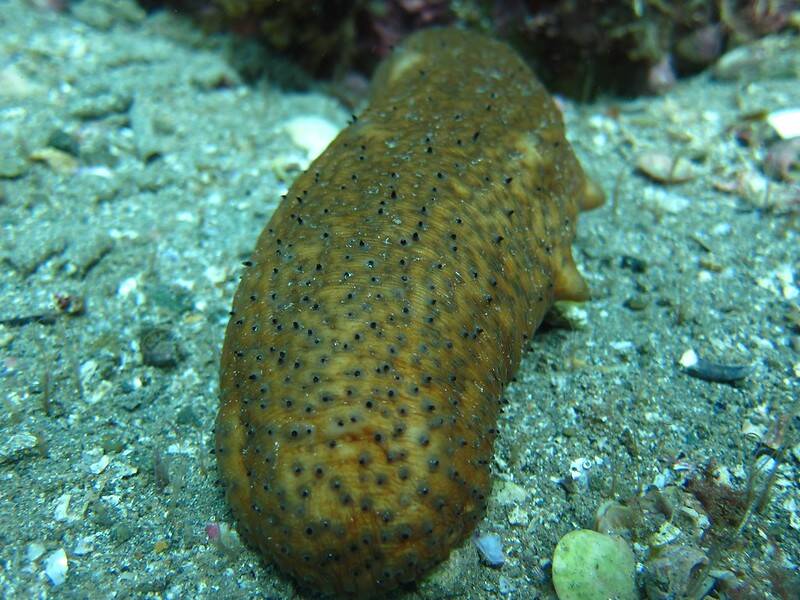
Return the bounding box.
[215,27,603,598]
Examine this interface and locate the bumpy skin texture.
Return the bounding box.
[216,28,602,598]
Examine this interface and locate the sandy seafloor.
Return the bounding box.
[0,1,798,599]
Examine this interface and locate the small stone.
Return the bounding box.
[624,295,649,311]
[547,301,589,330]
[647,56,676,95]
[552,529,637,600]
[74,536,94,556]
[0,141,28,179]
[507,505,529,526]
[620,255,647,273]
[175,405,200,427]
[29,147,78,174]
[47,129,80,157]
[70,0,114,30]
[473,533,505,568]
[111,523,133,544]
[0,326,13,349]
[676,25,723,66]
[89,454,111,475]
[27,543,46,562]
[495,480,527,506]
[0,431,39,464]
[766,108,800,139]
[0,64,44,99]
[636,152,699,184]
[140,326,181,369]
[644,544,709,600]
[153,539,169,553]
[69,92,132,120]
[763,137,800,182]
[595,500,637,537]
[54,494,72,522]
[498,575,513,595]
[642,188,691,213]
[43,548,68,587]
[105,0,146,23]
[714,35,800,81]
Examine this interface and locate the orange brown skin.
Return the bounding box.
[216,27,602,598]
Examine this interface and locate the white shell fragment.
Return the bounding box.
[679,348,699,368]
[284,116,340,162]
[89,454,110,475]
[636,151,699,183]
[44,548,68,586]
[766,108,800,139]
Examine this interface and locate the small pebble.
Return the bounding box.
[676,24,723,65]
[27,542,46,562]
[0,64,43,99]
[679,349,753,383]
[54,494,72,522]
[73,536,94,556]
[0,432,39,464]
[498,575,513,595]
[620,255,647,273]
[0,141,29,179]
[636,151,699,184]
[595,500,637,537]
[29,147,78,174]
[175,405,200,427]
[140,326,181,368]
[647,55,677,94]
[473,532,505,568]
[643,187,690,213]
[111,523,133,544]
[546,301,589,330]
[624,295,649,311]
[43,548,68,586]
[644,543,710,600]
[767,108,800,139]
[69,92,132,120]
[763,137,800,181]
[89,454,110,475]
[47,129,80,156]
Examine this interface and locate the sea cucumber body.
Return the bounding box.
[216,28,601,597]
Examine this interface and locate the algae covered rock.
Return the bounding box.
[552,529,638,600]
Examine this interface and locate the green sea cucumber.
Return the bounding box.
[216,27,602,597]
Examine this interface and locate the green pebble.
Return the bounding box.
[552,529,638,600]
